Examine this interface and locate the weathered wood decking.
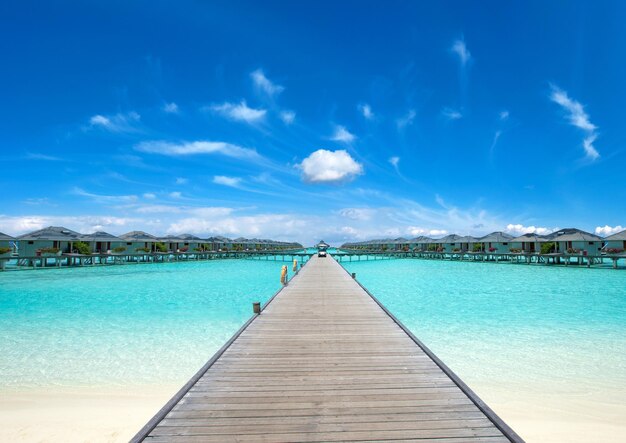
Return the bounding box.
[133,255,523,442]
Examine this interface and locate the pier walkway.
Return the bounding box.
[133,255,522,442]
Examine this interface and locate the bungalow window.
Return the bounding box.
[503,242,508,245]
[127,242,132,246]
[588,242,594,245]
[28,241,34,245]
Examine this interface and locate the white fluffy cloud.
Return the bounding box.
[407,227,448,237]
[330,125,356,143]
[297,149,363,184]
[88,112,140,132]
[595,225,624,236]
[279,110,296,124]
[550,84,600,160]
[451,39,471,65]
[250,69,284,96]
[505,224,556,236]
[208,100,266,123]
[135,140,261,160]
[163,102,179,114]
[0,215,140,236]
[358,103,374,120]
[213,175,242,188]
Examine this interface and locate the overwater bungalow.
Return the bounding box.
[207,236,232,251]
[508,233,549,253]
[80,231,124,254]
[550,228,603,255]
[409,236,432,251]
[604,230,626,252]
[478,232,514,253]
[161,234,206,252]
[17,226,82,256]
[391,237,410,251]
[0,232,16,255]
[431,234,462,252]
[455,235,478,252]
[316,240,330,251]
[119,231,159,253]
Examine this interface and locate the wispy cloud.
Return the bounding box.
[358,103,374,120]
[279,110,296,125]
[163,102,179,114]
[135,140,261,160]
[339,208,375,221]
[595,225,624,236]
[330,125,356,143]
[396,109,416,129]
[250,69,284,96]
[389,156,400,168]
[25,152,63,161]
[168,191,183,199]
[442,107,463,120]
[175,177,188,185]
[72,187,139,203]
[499,110,509,121]
[143,193,156,199]
[88,111,141,133]
[451,39,471,66]
[549,84,600,160]
[207,100,266,123]
[489,130,502,157]
[213,175,243,188]
[297,149,363,184]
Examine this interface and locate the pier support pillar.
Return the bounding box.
[252,302,261,314]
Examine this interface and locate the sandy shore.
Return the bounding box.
[0,385,179,443]
[479,384,626,442]
[1,384,624,442]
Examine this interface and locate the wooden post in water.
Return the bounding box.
[252,302,261,314]
[351,272,356,279]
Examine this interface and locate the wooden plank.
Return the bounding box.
[134,254,522,442]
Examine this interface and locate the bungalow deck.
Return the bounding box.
[0,250,309,271]
[131,254,522,442]
[334,250,626,269]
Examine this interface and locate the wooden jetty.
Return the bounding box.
[132,254,522,442]
[335,249,626,270]
[0,250,309,271]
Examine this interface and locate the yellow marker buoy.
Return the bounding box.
[280,265,288,285]
[293,259,298,272]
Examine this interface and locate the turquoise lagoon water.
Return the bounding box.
[2,254,624,403]
[342,259,626,398]
[0,259,289,390]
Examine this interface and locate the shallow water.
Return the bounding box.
[0,259,288,389]
[342,258,626,399]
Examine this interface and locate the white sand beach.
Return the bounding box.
[0,385,178,443]
[1,384,624,442]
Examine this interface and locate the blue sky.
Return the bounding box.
[1,1,625,245]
